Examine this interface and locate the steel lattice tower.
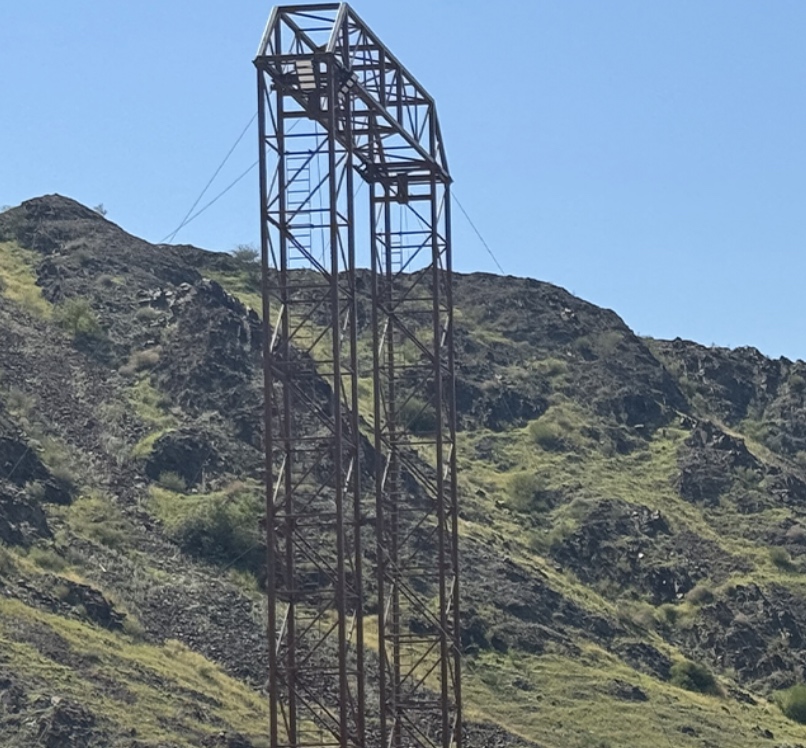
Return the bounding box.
[255,4,461,748]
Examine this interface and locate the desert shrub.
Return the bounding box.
[790,374,806,395]
[670,659,720,696]
[6,387,34,417]
[785,524,806,544]
[398,395,437,435]
[770,546,795,571]
[529,419,564,451]
[135,305,163,322]
[55,298,103,338]
[655,603,682,627]
[27,546,67,572]
[97,274,119,288]
[68,494,129,550]
[0,545,16,577]
[39,437,79,494]
[231,243,259,264]
[158,471,187,493]
[166,487,263,573]
[619,601,656,631]
[506,472,550,513]
[158,481,265,574]
[535,357,568,378]
[775,684,806,724]
[120,347,161,377]
[25,480,47,502]
[596,329,624,354]
[546,517,580,552]
[122,615,147,641]
[686,582,715,605]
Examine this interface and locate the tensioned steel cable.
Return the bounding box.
[162,112,258,243]
[453,192,506,274]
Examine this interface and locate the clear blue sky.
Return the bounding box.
[3,2,806,359]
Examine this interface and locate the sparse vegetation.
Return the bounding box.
[119,346,161,376]
[769,545,796,572]
[529,419,564,451]
[55,297,104,339]
[26,545,68,572]
[0,545,16,577]
[150,482,263,573]
[685,581,715,605]
[67,493,131,550]
[0,241,51,317]
[775,684,806,724]
[507,471,550,513]
[398,394,438,434]
[231,243,259,264]
[670,659,721,696]
[157,470,187,492]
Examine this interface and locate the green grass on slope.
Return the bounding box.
[0,240,51,317]
[205,267,262,316]
[463,643,805,748]
[459,420,762,571]
[127,374,180,459]
[0,597,270,747]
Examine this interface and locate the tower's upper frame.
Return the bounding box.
[255,2,450,183]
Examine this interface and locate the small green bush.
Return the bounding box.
[135,305,163,322]
[120,347,162,377]
[398,395,438,435]
[27,546,67,572]
[686,582,715,605]
[506,472,550,513]
[39,437,79,494]
[535,357,568,378]
[231,243,259,264]
[158,471,187,493]
[529,420,564,451]
[68,494,130,550]
[770,546,795,572]
[55,297,103,339]
[165,487,263,574]
[25,480,47,503]
[122,615,147,642]
[0,545,16,578]
[790,373,806,395]
[670,659,720,696]
[775,684,806,724]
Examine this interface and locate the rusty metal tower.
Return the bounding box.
[255,4,461,748]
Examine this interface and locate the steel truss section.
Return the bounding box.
[256,5,461,747]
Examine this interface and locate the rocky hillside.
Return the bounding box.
[2,195,806,747]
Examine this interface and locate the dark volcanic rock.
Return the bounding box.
[683,582,806,690]
[36,698,102,748]
[452,273,687,433]
[200,732,255,748]
[0,430,73,506]
[0,486,51,546]
[551,498,744,603]
[613,641,672,680]
[53,579,125,631]
[653,338,806,457]
[153,280,264,457]
[145,429,220,487]
[607,679,648,702]
[676,421,762,505]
